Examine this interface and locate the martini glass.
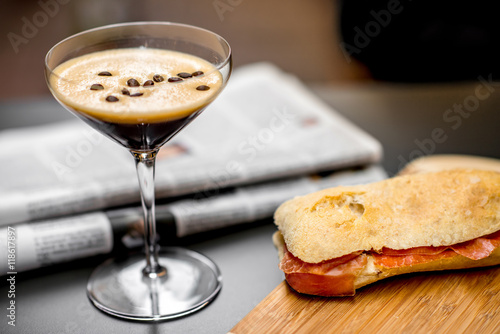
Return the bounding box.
[44,22,232,321]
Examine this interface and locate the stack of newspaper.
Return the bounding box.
[0,63,385,272]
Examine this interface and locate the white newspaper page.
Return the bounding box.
[0,165,387,274]
[170,165,387,237]
[0,63,382,225]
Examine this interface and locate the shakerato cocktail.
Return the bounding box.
[50,48,223,150]
[44,22,231,321]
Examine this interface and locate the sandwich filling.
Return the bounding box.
[279,230,500,296]
[274,170,500,296]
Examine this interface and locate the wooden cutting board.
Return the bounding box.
[231,155,500,333]
[229,267,500,333]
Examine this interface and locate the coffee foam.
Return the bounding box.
[50,48,223,124]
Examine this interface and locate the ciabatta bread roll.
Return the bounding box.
[398,154,500,176]
[273,169,500,296]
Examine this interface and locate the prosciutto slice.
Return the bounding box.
[375,231,500,267]
[279,231,500,296]
[280,250,367,296]
[451,231,500,260]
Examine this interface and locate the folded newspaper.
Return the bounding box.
[0,62,383,227]
[0,166,387,273]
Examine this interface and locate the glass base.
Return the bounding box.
[87,247,222,321]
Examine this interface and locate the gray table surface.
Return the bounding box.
[1,80,500,333]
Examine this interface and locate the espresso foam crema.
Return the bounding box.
[50,48,223,124]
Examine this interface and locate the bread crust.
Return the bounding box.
[274,169,500,263]
[398,154,500,176]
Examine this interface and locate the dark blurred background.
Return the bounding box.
[339,0,500,82]
[0,0,370,100]
[3,0,499,99]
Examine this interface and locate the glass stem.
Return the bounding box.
[132,149,166,278]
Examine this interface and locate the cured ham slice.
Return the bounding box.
[375,231,500,267]
[279,231,500,296]
[280,250,367,296]
[373,249,456,268]
[280,251,361,275]
[451,231,500,260]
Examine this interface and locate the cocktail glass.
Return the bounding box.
[44,22,232,321]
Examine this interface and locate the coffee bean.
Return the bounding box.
[196,85,210,91]
[106,96,119,102]
[178,72,193,79]
[192,71,204,77]
[130,92,144,97]
[90,84,104,90]
[168,77,183,83]
[127,78,140,87]
[143,80,154,87]
[121,88,130,95]
[98,71,112,76]
[153,74,165,82]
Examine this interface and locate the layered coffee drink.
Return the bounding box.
[49,48,223,150]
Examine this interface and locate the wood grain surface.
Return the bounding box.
[229,266,500,334]
[230,155,500,333]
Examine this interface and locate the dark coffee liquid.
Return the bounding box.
[74,108,205,151]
